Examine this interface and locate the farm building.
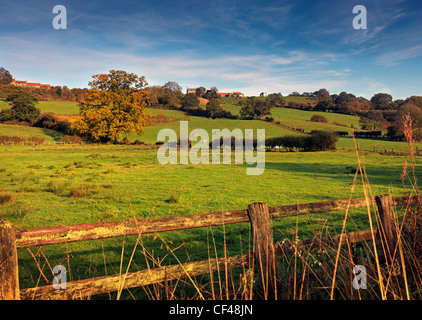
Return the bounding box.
[11,78,51,89]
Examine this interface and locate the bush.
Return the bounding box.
[69,187,93,198]
[334,131,349,137]
[56,120,72,134]
[209,136,259,151]
[0,105,41,125]
[310,114,328,123]
[34,113,73,135]
[132,139,145,145]
[354,131,382,138]
[181,93,200,110]
[0,135,45,145]
[0,191,14,205]
[304,131,338,151]
[60,136,83,144]
[33,112,56,128]
[266,131,338,152]
[266,136,305,151]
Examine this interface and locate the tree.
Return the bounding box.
[0,87,40,124]
[205,98,222,117]
[239,97,272,120]
[359,110,385,130]
[266,93,285,108]
[334,91,352,113]
[203,87,219,100]
[371,93,395,110]
[402,96,422,109]
[314,88,330,100]
[346,97,372,114]
[387,98,422,141]
[73,70,150,142]
[0,68,13,85]
[181,93,200,110]
[160,81,183,108]
[146,85,163,108]
[314,97,334,112]
[195,87,206,97]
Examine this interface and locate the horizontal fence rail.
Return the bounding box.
[14,195,419,248]
[1,194,420,300]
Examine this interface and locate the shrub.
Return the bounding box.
[0,135,45,145]
[69,187,94,198]
[354,131,382,138]
[304,131,338,151]
[0,191,13,205]
[34,113,73,135]
[56,120,72,134]
[209,136,259,151]
[310,114,328,123]
[146,113,178,126]
[0,108,14,122]
[60,136,83,144]
[266,131,338,152]
[132,139,145,145]
[45,180,67,195]
[265,136,305,151]
[33,112,56,128]
[334,131,349,137]
[167,191,181,204]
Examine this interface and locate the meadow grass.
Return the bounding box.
[2,99,422,299]
[0,100,80,115]
[0,124,65,142]
[126,117,299,143]
[0,141,420,299]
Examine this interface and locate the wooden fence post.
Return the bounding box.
[375,195,397,266]
[0,221,20,300]
[247,203,279,300]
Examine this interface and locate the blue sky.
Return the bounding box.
[1,0,422,99]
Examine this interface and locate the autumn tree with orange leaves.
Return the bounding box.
[74,70,150,142]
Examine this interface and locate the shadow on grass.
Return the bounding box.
[40,128,65,142]
[263,160,409,191]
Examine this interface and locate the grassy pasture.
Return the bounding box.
[2,98,422,299]
[0,124,65,142]
[0,141,420,299]
[127,117,299,143]
[0,100,80,115]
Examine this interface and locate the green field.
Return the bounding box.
[0,124,65,142]
[0,141,420,299]
[1,98,421,299]
[128,116,299,143]
[0,100,80,115]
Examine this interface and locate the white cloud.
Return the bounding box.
[0,35,358,96]
[375,45,422,66]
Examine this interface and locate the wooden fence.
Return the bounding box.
[0,194,419,300]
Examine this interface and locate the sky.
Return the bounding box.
[1,0,422,99]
